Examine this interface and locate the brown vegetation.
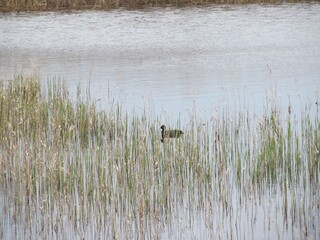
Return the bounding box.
[1,75,318,239]
[0,0,318,12]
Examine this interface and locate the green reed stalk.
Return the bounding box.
[0,75,319,239]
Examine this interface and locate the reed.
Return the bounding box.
[0,75,319,238]
[1,0,318,12]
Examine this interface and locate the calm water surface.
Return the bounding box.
[0,3,320,239]
[1,4,320,120]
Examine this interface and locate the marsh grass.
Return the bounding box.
[0,76,319,238]
[1,0,318,12]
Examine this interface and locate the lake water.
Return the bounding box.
[1,4,320,122]
[0,3,320,239]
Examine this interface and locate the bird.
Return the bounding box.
[160,125,184,142]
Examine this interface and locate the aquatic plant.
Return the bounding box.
[0,76,318,239]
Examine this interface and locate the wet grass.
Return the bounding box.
[0,76,319,238]
[1,0,319,12]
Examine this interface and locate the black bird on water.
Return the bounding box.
[160,125,184,142]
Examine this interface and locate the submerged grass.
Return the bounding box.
[1,0,319,12]
[0,76,319,238]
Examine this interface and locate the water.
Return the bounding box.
[0,3,320,239]
[1,4,320,121]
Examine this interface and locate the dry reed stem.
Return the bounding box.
[0,76,319,238]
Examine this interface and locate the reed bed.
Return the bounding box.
[0,76,319,239]
[1,0,318,12]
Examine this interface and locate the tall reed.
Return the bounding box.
[0,75,318,239]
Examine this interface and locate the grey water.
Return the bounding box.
[1,4,319,122]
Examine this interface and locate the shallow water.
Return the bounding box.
[0,3,320,239]
[1,4,320,120]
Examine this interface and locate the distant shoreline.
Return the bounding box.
[1,0,318,12]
